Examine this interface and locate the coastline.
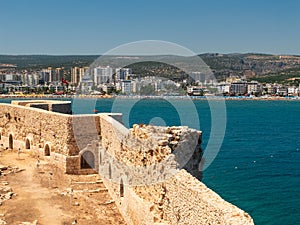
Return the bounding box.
[1,97,298,224]
[0,94,299,101]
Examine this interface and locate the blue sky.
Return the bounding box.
[0,0,299,55]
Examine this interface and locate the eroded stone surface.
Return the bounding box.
[0,101,254,225]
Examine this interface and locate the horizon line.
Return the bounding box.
[0,52,300,57]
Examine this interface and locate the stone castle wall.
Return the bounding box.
[0,101,254,225]
[11,100,72,114]
[98,114,254,225]
[0,103,99,174]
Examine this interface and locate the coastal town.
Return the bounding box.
[1,0,300,224]
[0,54,300,99]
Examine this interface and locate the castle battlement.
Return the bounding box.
[0,100,254,225]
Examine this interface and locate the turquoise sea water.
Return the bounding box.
[2,98,300,224]
[92,98,300,225]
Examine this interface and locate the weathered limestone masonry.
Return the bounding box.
[98,114,254,225]
[11,99,72,114]
[0,100,254,225]
[0,100,99,174]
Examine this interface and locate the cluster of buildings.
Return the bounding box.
[0,67,66,94]
[188,74,300,97]
[73,66,181,95]
[0,65,300,97]
[215,77,300,96]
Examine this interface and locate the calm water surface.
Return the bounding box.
[2,98,299,225]
[92,98,300,225]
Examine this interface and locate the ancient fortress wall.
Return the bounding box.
[11,100,72,114]
[0,101,254,225]
[98,114,254,225]
[0,102,99,174]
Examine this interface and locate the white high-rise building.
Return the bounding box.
[40,68,52,83]
[94,66,113,85]
[52,68,63,82]
[115,68,132,80]
[121,80,132,94]
[71,67,89,85]
[23,74,39,86]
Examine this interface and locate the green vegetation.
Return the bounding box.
[128,61,188,81]
[1,53,300,86]
[249,68,300,86]
[0,55,98,70]
[139,84,156,95]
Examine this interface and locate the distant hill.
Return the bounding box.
[1,53,300,83]
[0,55,98,70]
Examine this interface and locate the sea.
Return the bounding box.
[2,98,300,225]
